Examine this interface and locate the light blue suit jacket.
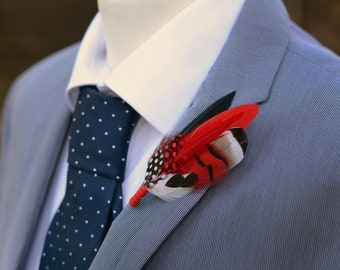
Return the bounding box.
[1,0,339,269]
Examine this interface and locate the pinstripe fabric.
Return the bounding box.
[141,48,340,269]
[1,0,339,269]
[89,37,340,270]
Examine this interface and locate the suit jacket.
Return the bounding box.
[1,0,339,269]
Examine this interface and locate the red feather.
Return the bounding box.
[178,104,258,156]
[172,104,258,186]
[130,103,259,207]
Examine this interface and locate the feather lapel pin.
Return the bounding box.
[129,92,259,207]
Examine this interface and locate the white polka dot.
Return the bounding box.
[59,248,62,252]
[62,225,66,229]
[101,186,105,190]
[92,137,96,141]
[74,267,77,270]
[79,243,83,247]
[98,150,102,154]
[49,243,53,248]
[81,112,85,116]
[85,220,89,224]
[83,257,87,261]
[73,193,77,197]
[121,158,126,162]
[93,168,97,172]
[112,145,116,149]
[75,229,78,233]
[118,127,122,131]
[86,94,90,98]
[119,196,123,200]
[80,142,84,146]
[42,253,46,257]
[104,131,109,135]
[101,224,104,228]
[70,216,74,220]
[73,117,76,122]
[75,161,79,165]
[107,163,111,167]
[107,200,111,204]
[116,176,120,180]
[91,106,95,110]
[78,100,82,105]
[90,234,94,238]
[56,234,60,238]
[78,170,82,174]
[89,196,93,201]
[112,114,115,117]
[86,155,90,159]
[127,140,130,144]
[71,148,75,152]
[76,129,80,133]
[66,202,70,207]
[94,248,98,252]
[79,206,83,211]
[125,109,130,113]
[113,210,117,214]
[104,101,108,105]
[47,230,51,235]
[97,210,101,214]
[86,123,90,128]
[52,257,55,261]
[94,173,98,177]
[98,118,103,122]
[69,252,73,256]
[83,183,86,187]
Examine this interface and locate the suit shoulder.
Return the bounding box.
[2,44,78,140]
[8,43,80,101]
[287,23,340,81]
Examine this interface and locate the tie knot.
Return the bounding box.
[68,86,138,180]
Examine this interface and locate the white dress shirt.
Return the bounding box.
[27,0,245,269]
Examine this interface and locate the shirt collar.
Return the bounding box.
[67,0,245,134]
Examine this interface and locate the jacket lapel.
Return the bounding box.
[90,0,290,269]
[0,45,78,269]
[176,0,290,129]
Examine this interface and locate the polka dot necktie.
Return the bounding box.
[40,86,139,270]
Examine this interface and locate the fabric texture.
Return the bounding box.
[0,0,339,269]
[39,86,138,269]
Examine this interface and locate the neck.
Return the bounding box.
[97,0,196,69]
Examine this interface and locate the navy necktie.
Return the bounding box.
[40,86,139,269]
